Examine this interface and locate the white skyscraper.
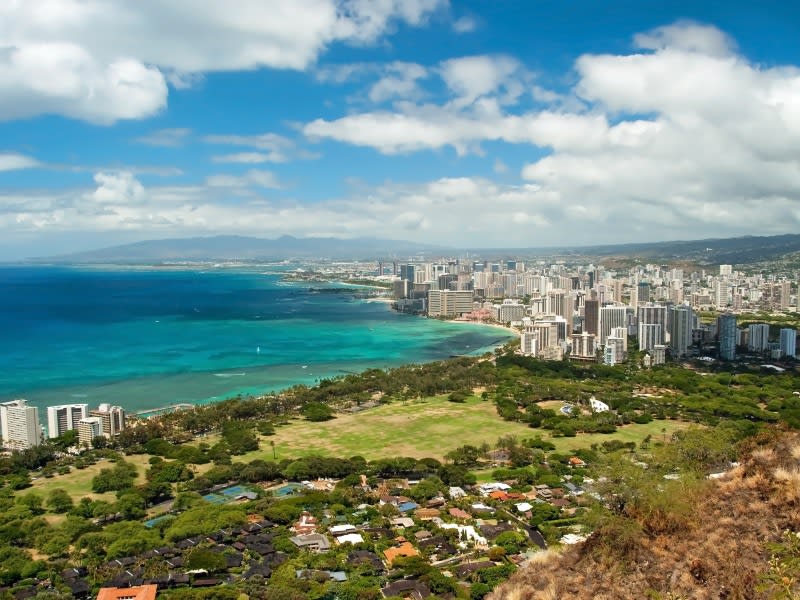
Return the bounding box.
[46,404,88,438]
[714,279,730,310]
[748,323,770,353]
[669,305,693,358]
[638,323,663,352]
[599,305,628,346]
[0,399,42,450]
[780,328,797,358]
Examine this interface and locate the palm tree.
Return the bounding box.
[270,440,276,460]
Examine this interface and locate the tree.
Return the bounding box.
[185,548,227,573]
[91,461,137,493]
[16,492,44,515]
[46,489,73,514]
[302,402,334,422]
[494,531,526,554]
[115,493,146,520]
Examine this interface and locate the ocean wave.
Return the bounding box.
[214,372,246,378]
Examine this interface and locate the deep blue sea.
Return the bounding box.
[0,266,513,417]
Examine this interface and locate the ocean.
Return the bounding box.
[0,265,514,417]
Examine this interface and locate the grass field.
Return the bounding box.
[242,395,536,462]
[240,396,693,462]
[30,453,152,502]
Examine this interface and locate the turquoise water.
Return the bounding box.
[0,266,514,417]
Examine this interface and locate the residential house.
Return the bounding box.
[289,533,331,552]
[383,539,420,567]
[97,585,158,600]
[291,512,318,535]
[381,579,431,599]
[448,507,471,520]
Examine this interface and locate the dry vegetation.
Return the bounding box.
[489,428,800,600]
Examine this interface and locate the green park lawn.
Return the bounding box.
[242,395,693,462]
[29,453,152,502]
[244,395,536,462]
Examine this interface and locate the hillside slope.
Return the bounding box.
[490,430,800,600]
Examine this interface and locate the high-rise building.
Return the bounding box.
[638,323,663,352]
[748,323,770,353]
[651,344,666,366]
[606,335,626,363]
[77,417,103,447]
[599,305,628,346]
[718,313,737,361]
[637,282,651,304]
[496,299,526,323]
[427,290,474,317]
[583,300,599,336]
[668,305,693,358]
[570,332,597,361]
[603,345,616,365]
[399,264,415,283]
[520,325,539,357]
[46,404,88,438]
[780,328,797,358]
[714,279,730,310]
[89,404,126,438]
[638,305,667,335]
[0,399,42,450]
[719,265,733,277]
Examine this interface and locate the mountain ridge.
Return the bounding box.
[22,232,800,264]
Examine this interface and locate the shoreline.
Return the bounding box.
[453,319,520,337]
[14,304,517,420]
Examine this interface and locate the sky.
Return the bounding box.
[1,0,800,259]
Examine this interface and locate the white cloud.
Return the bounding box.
[452,16,477,34]
[368,62,428,102]
[439,54,527,106]
[303,22,800,240]
[493,159,508,174]
[205,132,319,163]
[211,153,274,165]
[0,0,446,123]
[84,171,147,205]
[205,169,283,189]
[0,43,167,124]
[0,152,40,171]
[633,21,735,56]
[136,128,192,147]
[5,21,800,250]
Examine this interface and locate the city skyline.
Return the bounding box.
[2,1,800,259]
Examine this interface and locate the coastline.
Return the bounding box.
[454,319,520,337]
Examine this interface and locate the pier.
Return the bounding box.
[134,403,195,418]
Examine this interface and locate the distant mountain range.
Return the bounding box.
[30,233,800,265]
[34,235,447,263]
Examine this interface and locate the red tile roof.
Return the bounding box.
[97,585,158,600]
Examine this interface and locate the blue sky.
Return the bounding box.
[1,1,799,259]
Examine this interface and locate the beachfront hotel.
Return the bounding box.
[0,399,43,450]
[46,403,88,438]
